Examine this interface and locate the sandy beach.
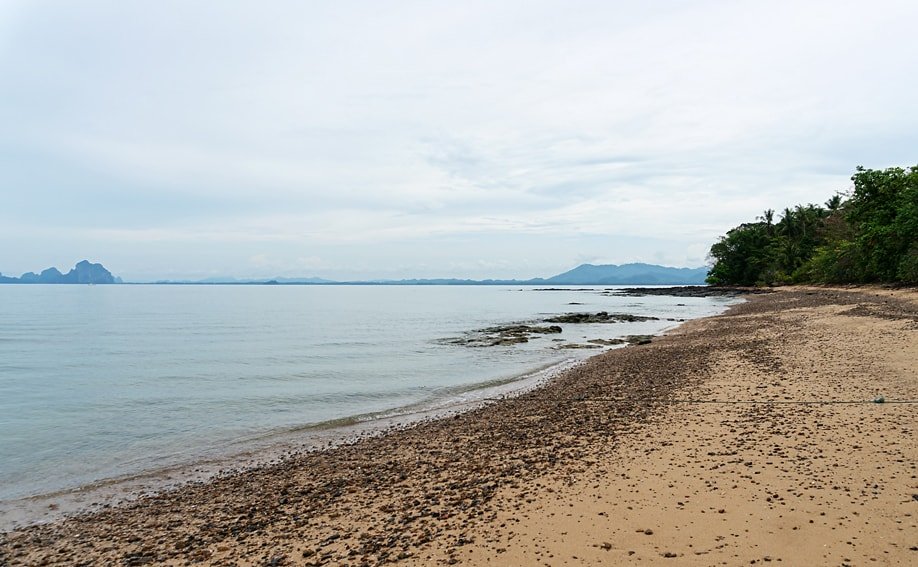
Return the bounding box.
[1,287,916,566]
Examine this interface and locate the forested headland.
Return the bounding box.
[706,165,918,286]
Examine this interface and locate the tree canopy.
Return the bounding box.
[706,165,918,286]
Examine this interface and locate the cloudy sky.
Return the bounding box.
[1,1,916,281]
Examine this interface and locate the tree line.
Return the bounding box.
[706,165,918,286]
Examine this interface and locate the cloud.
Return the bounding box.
[1,1,917,279]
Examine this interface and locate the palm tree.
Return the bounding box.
[777,208,796,238]
[758,209,775,237]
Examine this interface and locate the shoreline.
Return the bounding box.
[0,284,734,523]
[0,287,740,532]
[2,287,914,565]
[446,286,917,566]
[0,355,587,532]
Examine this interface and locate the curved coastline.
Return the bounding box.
[0,290,740,532]
[0,284,736,510]
[0,355,587,532]
[3,286,912,564]
[17,288,882,564]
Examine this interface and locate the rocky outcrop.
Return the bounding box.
[545,312,660,324]
[0,260,119,284]
[446,313,665,349]
[610,286,773,298]
[444,324,563,347]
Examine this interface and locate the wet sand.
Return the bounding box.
[1,287,916,566]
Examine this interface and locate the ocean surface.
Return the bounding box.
[0,285,736,511]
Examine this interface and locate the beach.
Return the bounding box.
[1,287,916,566]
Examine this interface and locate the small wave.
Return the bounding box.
[355,357,584,421]
[231,358,580,440]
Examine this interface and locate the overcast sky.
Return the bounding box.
[1,1,916,281]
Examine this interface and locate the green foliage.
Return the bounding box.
[896,244,918,284]
[795,240,862,283]
[846,165,918,282]
[706,223,772,286]
[707,165,918,286]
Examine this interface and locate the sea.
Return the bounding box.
[0,284,737,527]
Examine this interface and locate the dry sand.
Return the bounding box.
[1,287,916,566]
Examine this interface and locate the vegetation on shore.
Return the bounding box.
[706,165,918,286]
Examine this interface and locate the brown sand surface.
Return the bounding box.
[1,288,916,566]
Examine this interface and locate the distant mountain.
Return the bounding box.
[3,261,706,285]
[0,260,120,284]
[359,278,510,285]
[154,276,336,284]
[542,263,709,285]
[271,276,336,284]
[334,263,707,285]
[174,263,707,285]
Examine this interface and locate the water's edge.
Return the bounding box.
[0,354,591,531]
[0,289,741,532]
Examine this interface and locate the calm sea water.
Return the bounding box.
[0,285,735,505]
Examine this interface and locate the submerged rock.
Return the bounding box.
[445,311,663,349]
[544,312,659,324]
[623,335,654,345]
[445,324,564,347]
[490,336,529,346]
[480,324,562,335]
[587,338,627,346]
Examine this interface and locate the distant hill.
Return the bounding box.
[272,277,336,284]
[3,260,707,285]
[337,263,708,285]
[0,260,120,284]
[154,276,336,284]
[541,263,709,285]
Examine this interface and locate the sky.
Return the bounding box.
[1,0,916,281]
